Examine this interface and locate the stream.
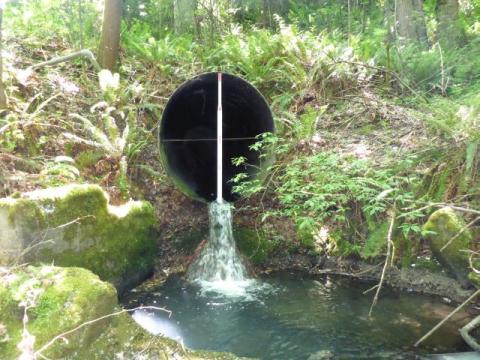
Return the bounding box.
[123,272,470,359]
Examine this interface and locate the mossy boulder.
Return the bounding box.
[0,184,157,292]
[423,207,472,284]
[0,265,240,360]
[0,266,117,359]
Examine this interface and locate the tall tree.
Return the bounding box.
[412,0,428,44]
[98,0,122,71]
[174,0,196,34]
[0,4,6,109]
[436,0,464,47]
[391,0,428,44]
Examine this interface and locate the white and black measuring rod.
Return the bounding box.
[217,72,223,203]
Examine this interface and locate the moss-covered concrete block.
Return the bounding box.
[0,184,157,292]
[0,265,240,360]
[423,207,472,283]
[0,266,117,359]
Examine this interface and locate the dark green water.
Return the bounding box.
[123,273,470,360]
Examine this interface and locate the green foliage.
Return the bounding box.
[232,132,433,259]
[377,38,480,95]
[292,105,325,140]
[362,222,389,259]
[40,158,80,185]
[5,0,101,48]
[123,20,366,117]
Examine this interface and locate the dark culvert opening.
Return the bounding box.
[160,72,274,202]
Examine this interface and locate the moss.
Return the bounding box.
[361,221,388,259]
[423,207,472,283]
[1,185,157,292]
[0,266,117,359]
[2,198,46,232]
[0,266,239,360]
[234,228,277,264]
[82,310,239,359]
[40,198,157,290]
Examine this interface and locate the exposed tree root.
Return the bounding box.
[368,206,396,318]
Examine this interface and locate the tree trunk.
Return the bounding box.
[412,0,428,45]
[262,0,272,29]
[0,7,7,109]
[394,0,428,44]
[384,0,395,42]
[174,0,196,34]
[98,0,122,71]
[395,0,418,42]
[436,0,464,47]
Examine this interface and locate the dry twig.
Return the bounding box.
[368,205,395,318]
[414,289,480,347]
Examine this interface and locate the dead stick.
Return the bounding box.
[28,49,101,72]
[414,289,480,347]
[368,206,395,317]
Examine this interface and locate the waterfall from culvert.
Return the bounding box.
[187,201,253,296]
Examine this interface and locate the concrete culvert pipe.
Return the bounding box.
[160,72,274,203]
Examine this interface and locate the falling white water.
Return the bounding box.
[187,74,262,298]
[187,202,255,297]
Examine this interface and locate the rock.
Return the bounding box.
[307,350,335,360]
[0,184,157,293]
[0,265,240,360]
[423,207,472,284]
[0,266,117,359]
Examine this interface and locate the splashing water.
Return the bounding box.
[187,201,257,297]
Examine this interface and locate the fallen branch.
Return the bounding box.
[460,315,480,351]
[28,49,101,72]
[368,206,396,318]
[414,289,480,347]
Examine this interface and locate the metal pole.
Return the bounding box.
[217,72,223,203]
